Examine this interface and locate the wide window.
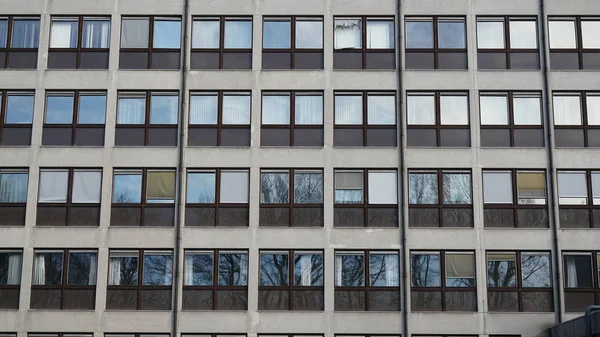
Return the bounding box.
[333,17,395,69]
[261,91,324,146]
[563,252,600,312]
[183,250,248,310]
[487,251,553,312]
[186,169,250,226]
[476,17,539,69]
[111,169,176,226]
[407,92,470,147]
[408,170,472,227]
[191,16,252,69]
[335,250,400,311]
[334,92,397,147]
[262,16,323,69]
[548,17,600,70]
[553,92,600,147]
[260,169,323,227]
[558,170,600,228]
[411,251,476,311]
[31,249,97,310]
[405,16,467,70]
[107,250,173,310]
[0,16,40,69]
[120,16,181,69]
[0,250,22,309]
[48,16,110,69]
[0,168,28,226]
[0,91,35,146]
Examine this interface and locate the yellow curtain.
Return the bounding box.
[147,171,175,200]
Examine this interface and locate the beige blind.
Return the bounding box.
[517,172,545,190]
[335,171,363,189]
[487,253,516,262]
[147,171,175,200]
[445,253,474,278]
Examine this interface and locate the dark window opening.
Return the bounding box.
[0,91,34,146]
[0,168,28,226]
[0,16,40,69]
[0,250,22,309]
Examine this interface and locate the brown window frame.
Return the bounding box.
[36,167,102,227]
[406,91,470,147]
[0,16,40,69]
[261,16,324,70]
[557,170,600,228]
[0,249,22,309]
[47,16,111,69]
[553,91,600,148]
[182,249,248,310]
[261,90,324,147]
[0,168,28,226]
[111,168,176,227]
[548,16,600,70]
[408,169,473,228]
[0,90,34,146]
[30,249,98,310]
[259,168,324,227]
[333,91,397,147]
[191,16,253,70]
[562,251,600,312]
[486,250,554,312]
[185,168,250,227]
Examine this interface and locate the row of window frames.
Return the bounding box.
[0,335,411,337]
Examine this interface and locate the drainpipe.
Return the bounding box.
[538,0,562,325]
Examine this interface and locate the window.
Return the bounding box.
[48,16,111,69]
[480,92,544,147]
[191,16,252,69]
[405,16,467,70]
[0,168,28,226]
[334,92,397,147]
[186,169,249,226]
[334,250,400,311]
[563,252,600,312]
[333,17,395,69]
[408,170,472,227]
[334,169,398,227]
[183,335,244,337]
[30,334,93,337]
[258,250,324,310]
[111,169,176,226]
[262,16,323,69]
[116,91,179,146]
[407,92,470,147]
[411,251,476,311]
[120,16,181,69]
[261,91,324,146]
[476,17,539,69]
[260,169,323,227]
[107,249,173,310]
[42,91,106,146]
[0,250,22,309]
[0,91,35,146]
[188,91,251,146]
[483,170,548,228]
[487,251,553,312]
[183,250,248,310]
[0,16,40,69]
[105,335,168,337]
[37,168,102,227]
[558,170,600,228]
[31,249,97,310]
[548,17,600,70]
[553,92,600,147]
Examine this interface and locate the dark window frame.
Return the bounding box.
[29,333,93,337]
[562,251,600,311]
[0,15,40,69]
[548,16,600,70]
[557,170,600,228]
[0,249,23,309]
[0,168,28,227]
[0,90,34,146]
[104,334,168,337]
[553,91,600,148]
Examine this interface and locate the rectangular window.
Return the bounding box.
[479,92,544,147]
[334,250,400,311]
[549,17,600,70]
[48,16,110,69]
[183,250,248,310]
[563,252,600,312]
[410,251,476,311]
[0,91,35,146]
[116,91,178,146]
[111,169,176,227]
[105,335,168,337]
[334,169,398,227]
[558,170,600,228]
[476,17,539,70]
[260,169,323,227]
[261,91,324,147]
[120,16,181,69]
[262,16,323,70]
[407,92,470,147]
[0,168,28,226]
[405,16,467,70]
[0,16,40,69]
[36,168,102,227]
[31,249,97,310]
[42,91,106,146]
[185,169,250,227]
[191,16,252,69]
[107,249,173,310]
[553,92,600,147]
[258,250,324,310]
[188,91,251,147]
[487,251,553,312]
[333,16,395,69]
[0,250,22,309]
[334,92,397,147]
[408,170,472,228]
[30,334,93,337]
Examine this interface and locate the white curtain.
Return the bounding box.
[184,254,194,285]
[513,96,542,125]
[7,254,21,285]
[38,170,68,203]
[334,20,361,49]
[300,255,312,286]
[368,171,397,204]
[88,254,97,285]
[225,20,252,49]
[193,20,219,48]
[50,21,77,48]
[335,255,343,286]
[587,95,600,125]
[83,20,110,48]
[33,254,46,285]
[407,95,435,125]
[440,95,469,125]
[566,257,578,288]
[150,95,178,125]
[295,95,323,125]
[189,94,218,124]
[335,95,362,124]
[0,172,28,203]
[117,97,146,124]
[109,257,122,285]
[367,95,395,125]
[480,95,509,125]
[121,19,149,48]
[223,95,251,125]
[553,95,582,125]
[384,255,399,286]
[12,19,39,48]
[220,170,249,203]
[262,95,290,124]
[367,21,392,49]
[72,170,102,203]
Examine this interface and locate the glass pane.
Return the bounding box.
[50,19,78,48]
[0,19,7,48]
[510,20,538,49]
[593,172,600,205]
[480,95,508,125]
[193,20,219,48]
[335,254,364,286]
[477,21,505,49]
[0,252,21,285]
[514,95,542,125]
[407,94,435,125]
[0,172,28,203]
[409,173,438,204]
[261,171,289,204]
[553,95,582,125]
[406,20,433,48]
[223,94,251,125]
[564,254,593,288]
[117,96,146,124]
[260,252,289,286]
[587,95,600,126]
[146,171,176,203]
[112,173,142,203]
[11,19,40,48]
[143,253,172,285]
[68,252,96,285]
[78,95,107,124]
[187,172,216,203]
[335,95,362,125]
[38,169,68,203]
[262,95,290,125]
[334,171,363,204]
[445,253,475,287]
[334,19,361,49]
[109,254,138,285]
[367,95,395,125]
[410,253,440,287]
[218,253,248,286]
[558,172,588,205]
[517,172,546,205]
[6,94,34,124]
[221,170,249,203]
[521,254,551,288]
[72,170,102,203]
[443,173,472,204]
[582,20,600,49]
[483,171,513,204]
[150,94,178,124]
[487,253,516,287]
[153,19,181,49]
[184,253,213,286]
[296,19,322,49]
[82,19,111,48]
[121,18,149,48]
[440,95,469,125]
[370,254,399,286]
[263,19,291,48]
[439,20,465,49]
[45,94,74,124]
[549,20,577,49]
[367,20,394,49]
[225,19,252,49]
[295,94,323,125]
[294,253,323,286]
[33,252,63,285]
[294,171,323,204]
[368,171,397,204]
